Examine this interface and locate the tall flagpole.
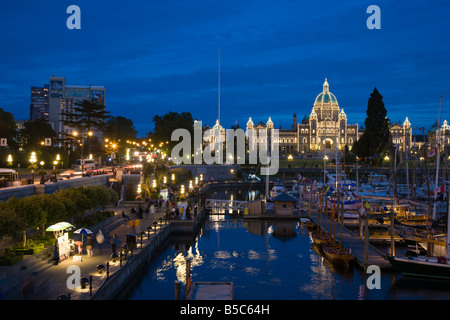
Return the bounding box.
[218,48,220,124]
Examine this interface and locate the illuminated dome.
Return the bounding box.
[314,78,338,106]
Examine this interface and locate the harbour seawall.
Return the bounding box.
[90,211,207,300]
[0,174,110,201]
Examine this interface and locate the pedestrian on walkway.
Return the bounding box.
[111,234,118,254]
[96,229,105,252]
[86,235,93,257]
[75,241,82,255]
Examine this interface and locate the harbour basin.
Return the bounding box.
[128,215,450,300]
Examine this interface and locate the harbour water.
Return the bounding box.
[128,215,450,300]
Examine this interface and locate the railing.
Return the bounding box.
[205,199,249,211]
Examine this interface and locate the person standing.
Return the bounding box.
[96,229,105,252]
[111,234,118,254]
[86,235,93,257]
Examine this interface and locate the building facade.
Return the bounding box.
[31,76,105,145]
[200,78,416,159]
[243,79,360,158]
[30,85,49,120]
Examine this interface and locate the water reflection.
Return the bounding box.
[129,216,450,300]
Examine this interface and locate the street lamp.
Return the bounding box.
[72,130,93,175]
[29,152,37,183]
[7,154,12,166]
[180,185,185,196]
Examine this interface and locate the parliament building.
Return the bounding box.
[202,78,413,159]
[246,78,360,158]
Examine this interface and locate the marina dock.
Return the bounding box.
[305,204,394,270]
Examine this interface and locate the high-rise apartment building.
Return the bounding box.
[31,76,105,145]
[30,85,49,120]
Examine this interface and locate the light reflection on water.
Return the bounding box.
[128,217,450,300]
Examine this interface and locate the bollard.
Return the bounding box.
[120,252,123,267]
[106,262,109,280]
[175,281,181,300]
[185,257,192,295]
[89,275,93,296]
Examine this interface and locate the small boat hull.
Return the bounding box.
[322,244,354,266]
[387,255,450,280]
[310,230,332,245]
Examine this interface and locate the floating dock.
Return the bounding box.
[306,205,394,270]
[186,282,234,300]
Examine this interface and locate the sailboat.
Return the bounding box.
[387,92,450,280]
[311,227,333,245]
[319,124,354,267]
[310,187,333,245]
[321,191,354,267]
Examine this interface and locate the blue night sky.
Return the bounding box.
[0,0,449,136]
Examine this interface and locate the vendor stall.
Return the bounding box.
[46,222,74,263]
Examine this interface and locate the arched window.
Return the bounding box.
[303,137,307,144]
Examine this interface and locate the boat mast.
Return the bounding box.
[432,91,443,221]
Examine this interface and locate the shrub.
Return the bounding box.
[0,254,23,266]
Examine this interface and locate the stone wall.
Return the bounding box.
[0,174,110,201]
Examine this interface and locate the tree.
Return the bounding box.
[149,111,194,151]
[18,118,57,152]
[352,88,391,164]
[103,116,137,163]
[104,116,138,142]
[0,108,18,167]
[61,99,110,155]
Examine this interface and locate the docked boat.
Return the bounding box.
[310,229,333,245]
[386,255,450,280]
[325,170,357,191]
[322,243,354,267]
[270,185,286,199]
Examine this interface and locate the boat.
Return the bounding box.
[270,185,286,199]
[386,255,450,280]
[367,173,388,187]
[322,242,354,267]
[325,170,357,190]
[310,229,333,245]
[300,218,318,231]
[387,93,450,280]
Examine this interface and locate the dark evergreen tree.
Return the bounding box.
[149,111,194,151]
[353,88,391,164]
[61,99,110,155]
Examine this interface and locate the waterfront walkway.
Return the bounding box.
[0,206,168,300]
